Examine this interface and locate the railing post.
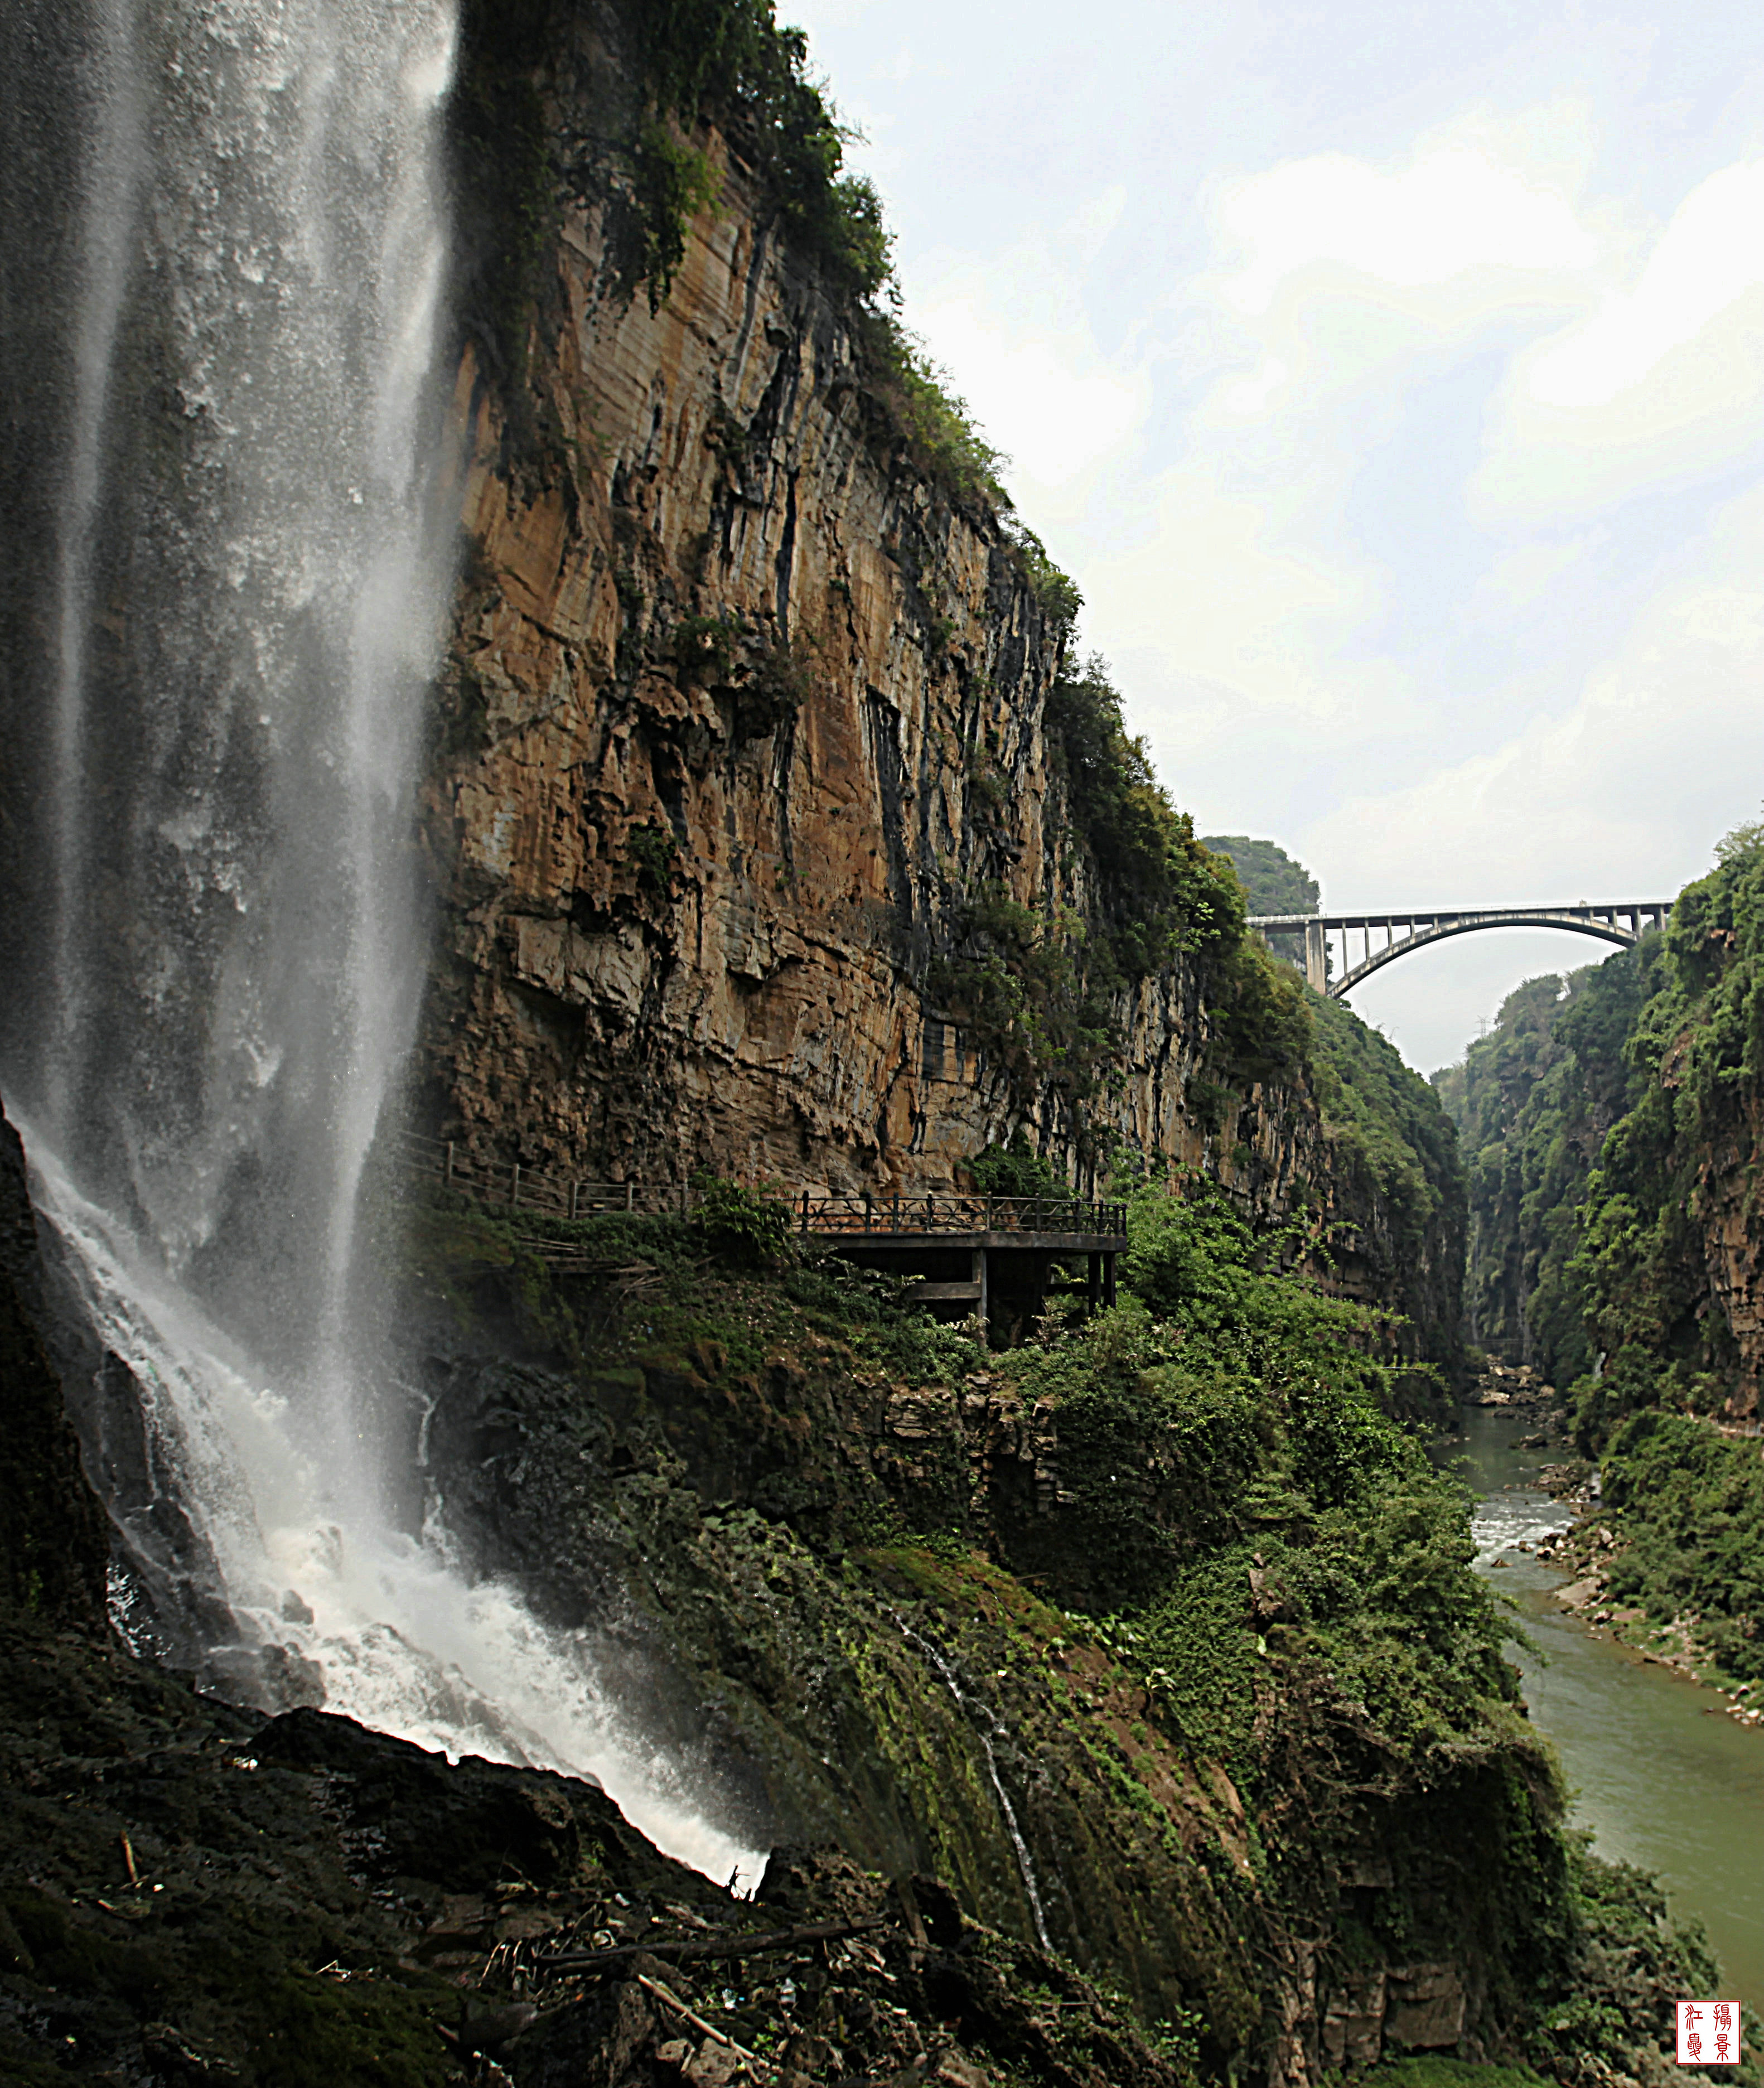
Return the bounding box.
[890,1192,900,1232]
[626,1182,635,1212]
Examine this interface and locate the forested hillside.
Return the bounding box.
[1436,825,1764,1432]
[1203,834,1318,972]
[1432,954,1652,1376]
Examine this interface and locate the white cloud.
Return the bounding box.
[908,298,1142,488]
[1302,478,1764,907]
[1078,464,1427,743]
[1526,162,1764,409]
[1215,128,1597,318]
[1477,159,1764,519]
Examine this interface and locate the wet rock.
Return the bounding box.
[1384,1964,1467,2050]
[1321,1970,1386,2070]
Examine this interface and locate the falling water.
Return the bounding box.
[903,1623,1053,1950]
[0,0,757,1884]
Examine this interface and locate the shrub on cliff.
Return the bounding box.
[970,1132,1063,1198]
[624,0,892,298]
[1047,659,1244,974]
[1582,1407,1764,1680]
[688,1171,795,1268]
[1199,833,1317,973]
[1000,1166,1526,1865]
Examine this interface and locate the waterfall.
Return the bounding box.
[0,0,758,1886]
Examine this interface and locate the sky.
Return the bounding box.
[782,0,1764,1072]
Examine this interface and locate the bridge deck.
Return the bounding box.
[1247,900,1673,999]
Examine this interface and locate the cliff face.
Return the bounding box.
[426,74,1069,1192]
[1434,961,1648,1379]
[1447,838,1764,1429]
[417,3,1461,1359]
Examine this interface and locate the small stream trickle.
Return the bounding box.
[902,1622,1053,1952]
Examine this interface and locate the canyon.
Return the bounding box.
[0,2,1730,2085]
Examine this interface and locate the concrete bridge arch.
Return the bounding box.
[1247,902,1673,999]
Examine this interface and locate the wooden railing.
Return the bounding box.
[796,1192,1127,1238]
[396,1134,1125,1240]
[394,1132,695,1219]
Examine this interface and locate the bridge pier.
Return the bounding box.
[1305,919,1328,993]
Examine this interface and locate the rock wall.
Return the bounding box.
[423,9,1225,1194]
[415,3,1461,1356]
[423,61,1066,1192]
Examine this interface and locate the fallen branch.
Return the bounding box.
[540,1913,887,1972]
[634,1971,777,2079]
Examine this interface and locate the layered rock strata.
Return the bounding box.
[419,15,1359,1235]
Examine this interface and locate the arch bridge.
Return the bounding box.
[1248,901,1673,999]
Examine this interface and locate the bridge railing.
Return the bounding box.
[796,1191,1127,1238]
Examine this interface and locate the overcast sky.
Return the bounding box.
[785,0,1764,1072]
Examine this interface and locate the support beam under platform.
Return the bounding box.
[816,1228,1124,1346]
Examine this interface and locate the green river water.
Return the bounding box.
[1451,1405,1764,2013]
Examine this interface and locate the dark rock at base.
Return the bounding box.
[0,1095,109,1625]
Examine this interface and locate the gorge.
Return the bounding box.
[0,2,1749,2085]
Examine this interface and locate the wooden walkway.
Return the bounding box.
[397,1133,1123,1242]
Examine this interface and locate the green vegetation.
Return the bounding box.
[1312,993,1463,1283]
[623,819,679,893]
[1569,828,1764,1420]
[688,1170,794,1265]
[1432,956,1652,1376]
[622,0,893,300]
[1370,2061,1550,2088]
[1049,660,1245,976]
[1591,1409,1764,1680]
[390,1149,1716,2079]
[1198,835,1317,972]
[1433,827,1764,1708]
[927,660,1264,1142]
[860,316,1010,506]
[452,0,1062,543]
[970,1132,1063,1197]
[1437,825,1764,1437]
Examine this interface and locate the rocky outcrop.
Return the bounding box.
[1685,1110,1764,1413]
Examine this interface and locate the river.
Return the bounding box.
[1449,1404,1764,2013]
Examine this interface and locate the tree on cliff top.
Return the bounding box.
[1200,835,1317,974]
[1197,835,1318,922]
